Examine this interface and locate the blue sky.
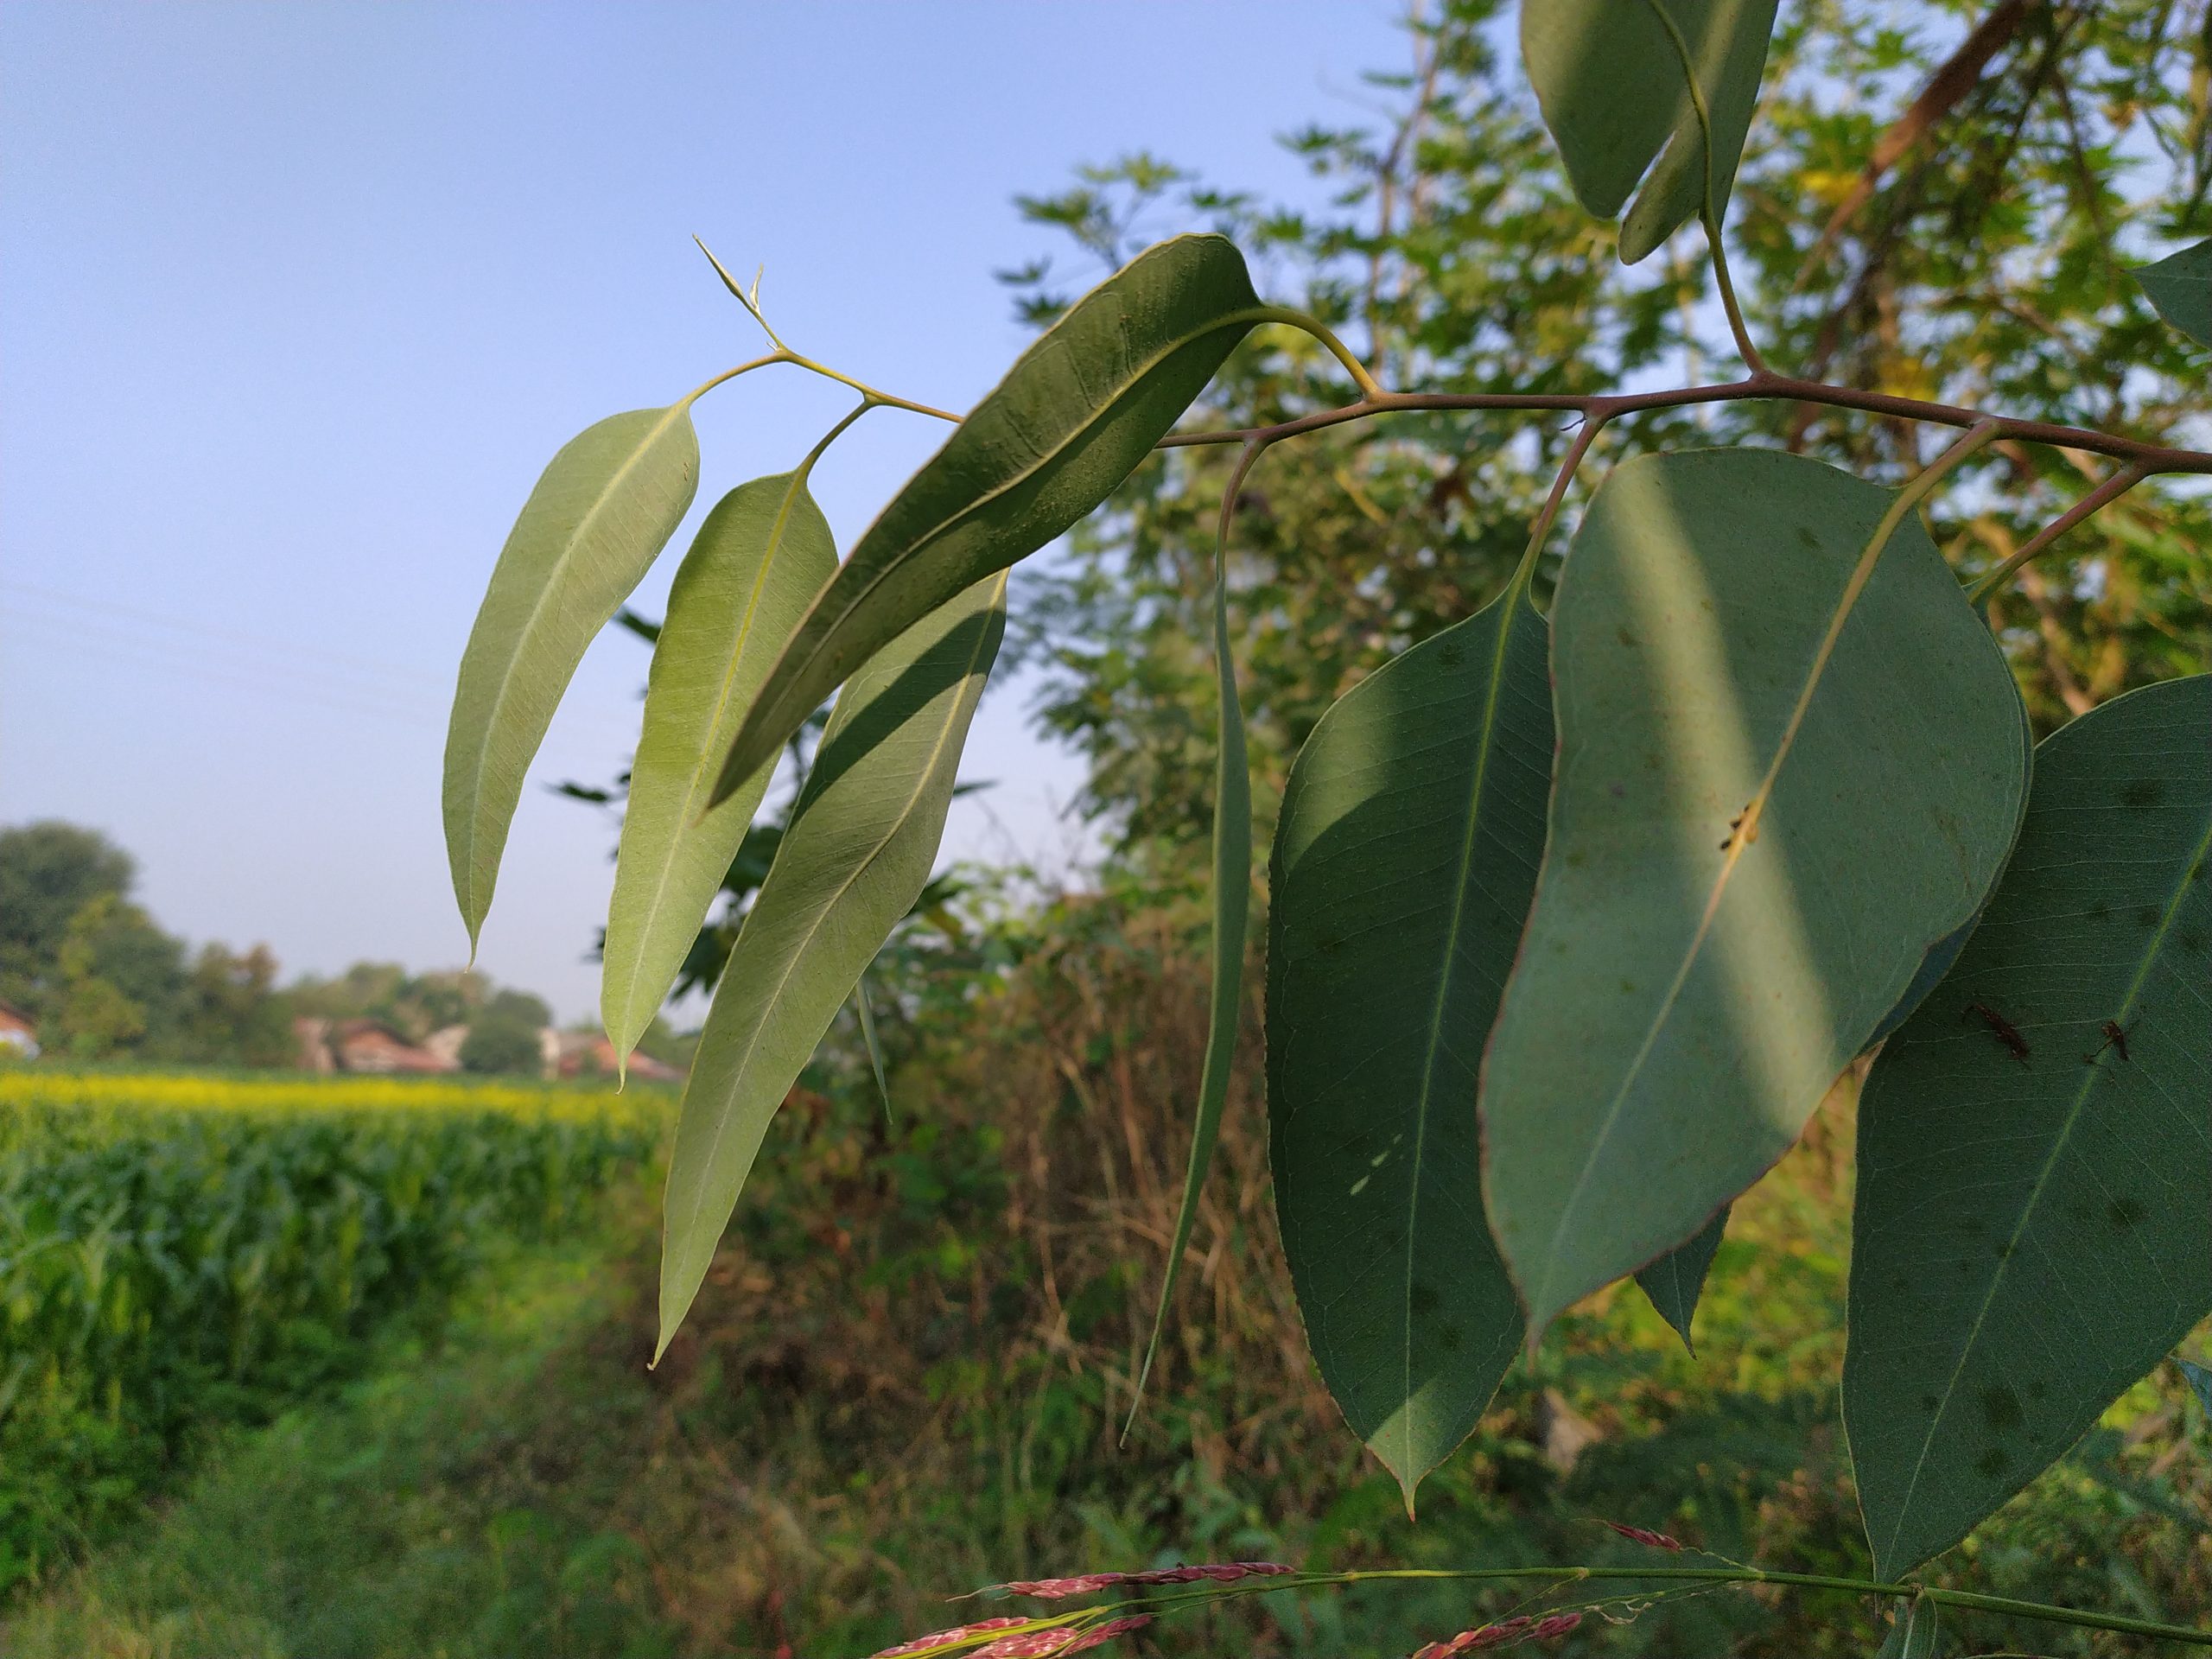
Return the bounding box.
[1,2,1408,1021]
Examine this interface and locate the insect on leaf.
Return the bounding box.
[1846,674,2212,1578]
[712,233,1260,801]
[1479,448,2031,1343]
[1267,587,1548,1502]
[601,473,839,1069]
[657,574,1007,1355]
[444,406,700,949]
[2133,238,2212,349]
[1522,0,1780,263]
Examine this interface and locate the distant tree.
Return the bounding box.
[0,821,135,1017]
[162,943,296,1067]
[460,988,550,1074]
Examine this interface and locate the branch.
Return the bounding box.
[1965,464,2146,601]
[1790,0,2036,291]
[1156,372,2212,477]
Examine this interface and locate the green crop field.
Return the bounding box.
[0,1069,665,1592]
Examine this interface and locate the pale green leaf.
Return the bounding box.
[444,406,700,948]
[2133,238,2212,348]
[712,234,1259,800]
[1846,674,2212,1577]
[1634,1205,1727,1353]
[1128,541,1252,1429]
[1522,0,1778,264]
[601,473,838,1066]
[657,574,1007,1354]
[1874,1594,1941,1659]
[1480,449,2031,1339]
[1267,588,1547,1500]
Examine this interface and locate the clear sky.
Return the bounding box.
[1,2,1408,1021]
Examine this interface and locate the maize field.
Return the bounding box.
[0,1069,666,1593]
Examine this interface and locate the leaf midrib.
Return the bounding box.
[460,405,690,918]
[1877,800,2212,1568]
[1393,594,1523,1476]
[668,582,1001,1268]
[613,474,817,1036]
[728,313,1251,789]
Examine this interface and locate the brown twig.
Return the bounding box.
[1159,372,2212,477]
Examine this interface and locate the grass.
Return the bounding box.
[9,910,2210,1655]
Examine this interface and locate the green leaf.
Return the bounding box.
[854,973,893,1122]
[1845,674,2212,1577]
[2133,238,2212,348]
[1266,588,1547,1500]
[601,473,838,1067]
[1522,0,1778,264]
[1634,1205,1728,1353]
[2181,1357,2212,1418]
[1128,521,1255,1432]
[711,234,1259,801]
[656,573,1007,1354]
[1874,1593,1941,1659]
[1479,449,2031,1340]
[444,406,701,949]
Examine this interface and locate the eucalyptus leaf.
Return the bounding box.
[1129,537,1254,1427]
[2133,238,2212,348]
[444,405,700,948]
[1479,449,2031,1340]
[1845,674,2212,1577]
[1522,0,1779,264]
[2181,1357,2212,1418]
[1634,1205,1727,1353]
[1267,588,1547,1500]
[657,574,1007,1354]
[601,473,838,1067]
[712,233,1259,801]
[1874,1593,1941,1659]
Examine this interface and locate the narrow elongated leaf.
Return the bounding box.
[1522,0,1779,264]
[1845,674,2212,1577]
[601,474,838,1065]
[1267,588,1548,1500]
[712,234,1259,801]
[657,574,1007,1352]
[445,406,700,947]
[1634,1205,1727,1352]
[2133,238,2212,347]
[2181,1358,2212,1418]
[1480,449,2031,1340]
[1874,1594,1940,1659]
[1128,544,1253,1427]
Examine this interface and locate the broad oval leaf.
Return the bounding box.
[1522,0,1779,263]
[1479,448,2031,1339]
[601,474,839,1066]
[1845,674,2212,1577]
[444,406,700,947]
[657,572,1007,1353]
[1268,587,1548,1501]
[1634,1205,1727,1352]
[2133,237,2212,349]
[711,233,1260,801]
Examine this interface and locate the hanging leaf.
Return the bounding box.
[1128,532,1254,1428]
[1522,0,1780,264]
[444,406,700,949]
[1845,674,2212,1577]
[2181,1357,2212,1418]
[711,233,1260,802]
[657,574,1007,1354]
[601,473,839,1068]
[1873,1594,1941,1659]
[1480,449,2031,1342]
[1634,1205,1727,1353]
[1267,588,1548,1501]
[2133,238,2212,348]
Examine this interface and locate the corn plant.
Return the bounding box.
[447,3,2209,1646]
[0,1071,661,1590]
